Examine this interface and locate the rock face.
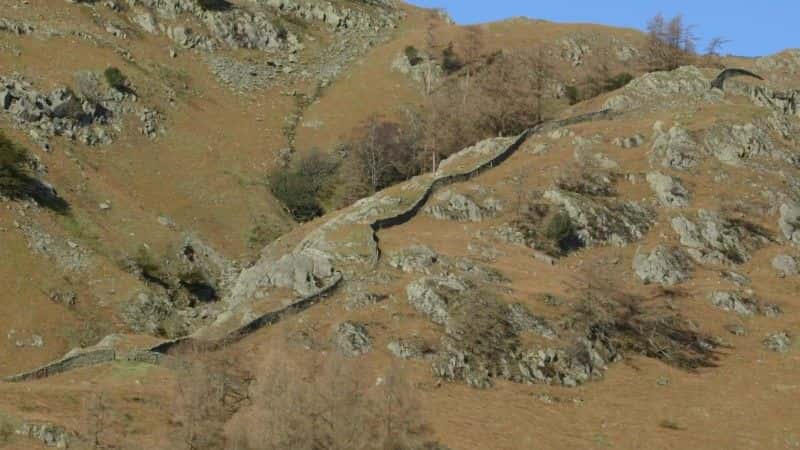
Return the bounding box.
[0,75,117,147]
[704,123,774,166]
[672,210,767,265]
[424,189,501,222]
[387,337,430,359]
[650,123,699,170]
[405,276,469,325]
[779,203,800,245]
[772,254,799,276]
[709,291,781,317]
[120,291,176,336]
[646,172,690,208]
[264,249,335,296]
[506,303,556,338]
[543,190,654,247]
[388,245,439,273]
[633,246,692,286]
[709,291,760,316]
[332,321,372,357]
[604,66,719,111]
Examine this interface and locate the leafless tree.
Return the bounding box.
[645,13,698,70]
[705,36,731,56]
[226,341,430,450]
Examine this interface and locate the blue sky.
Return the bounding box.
[406,1,798,57]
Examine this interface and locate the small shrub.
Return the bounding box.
[544,212,574,243]
[197,0,233,11]
[602,72,634,91]
[0,132,69,212]
[131,245,169,286]
[404,45,423,66]
[441,43,463,74]
[0,132,31,199]
[565,85,580,105]
[103,67,128,92]
[269,150,339,222]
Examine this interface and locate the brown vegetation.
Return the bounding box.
[226,342,432,450]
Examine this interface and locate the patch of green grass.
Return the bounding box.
[109,361,154,380]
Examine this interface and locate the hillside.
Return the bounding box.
[1,0,799,448]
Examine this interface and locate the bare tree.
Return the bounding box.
[227,341,430,450]
[82,391,112,449]
[173,351,248,450]
[705,36,731,56]
[461,26,484,105]
[645,13,697,70]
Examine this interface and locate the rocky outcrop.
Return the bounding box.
[1,75,116,147]
[506,303,556,338]
[604,66,720,111]
[633,246,692,286]
[0,18,34,35]
[704,122,774,166]
[424,189,502,222]
[709,291,761,316]
[543,190,654,247]
[120,291,179,336]
[672,210,769,265]
[646,171,690,207]
[406,276,469,325]
[772,254,799,276]
[779,202,800,245]
[763,332,792,353]
[387,337,431,360]
[332,321,372,357]
[650,123,699,170]
[613,134,645,149]
[388,245,439,273]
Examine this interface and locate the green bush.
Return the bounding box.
[404,45,423,66]
[565,85,580,105]
[442,43,463,74]
[544,212,573,242]
[269,170,324,222]
[269,151,339,222]
[0,132,31,199]
[103,67,128,92]
[197,0,233,11]
[602,72,634,91]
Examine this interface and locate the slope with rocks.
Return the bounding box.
[1,1,800,448]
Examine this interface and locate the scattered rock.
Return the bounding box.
[709,291,759,316]
[387,337,430,359]
[672,210,767,265]
[763,332,792,353]
[650,123,699,170]
[613,134,645,149]
[389,245,439,274]
[704,123,773,166]
[424,190,501,222]
[405,276,469,325]
[543,190,654,247]
[49,290,77,306]
[772,254,799,276]
[725,324,747,336]
[779,202,800,245]
[633,246,692,286]
[646,172,690,208]
[332,321,372,357]
[120,291,178,336]
[506,303,556,338]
